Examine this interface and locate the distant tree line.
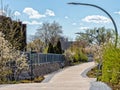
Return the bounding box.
[47,40,63,54]
[27,21,63,54]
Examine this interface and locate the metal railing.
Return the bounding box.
[25,52,65,65]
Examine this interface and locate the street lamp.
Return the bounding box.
[30,48,33,82]
[68,2,118,47]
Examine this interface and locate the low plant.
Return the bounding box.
[20,80,32,83]
[34,76,44,83]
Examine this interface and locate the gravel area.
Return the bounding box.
[90,81,112,90]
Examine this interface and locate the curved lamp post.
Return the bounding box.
[68,2,118,47]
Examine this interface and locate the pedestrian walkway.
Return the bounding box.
[0,62,111,90]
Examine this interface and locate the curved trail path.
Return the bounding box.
[0,62,96,90]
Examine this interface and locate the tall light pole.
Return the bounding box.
[68,2,118,47]
[30,48,33,82]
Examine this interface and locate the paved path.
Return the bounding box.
[0,62,96,90]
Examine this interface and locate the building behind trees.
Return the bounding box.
[0,15,26,51]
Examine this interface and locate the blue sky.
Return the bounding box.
[2,0,120,41]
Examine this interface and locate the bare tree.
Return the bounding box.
[36,21,62,47]
[49,21,62,45]
[0,3,15,18]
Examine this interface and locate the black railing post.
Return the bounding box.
[30,49,33,82]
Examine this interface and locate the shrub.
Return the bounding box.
[74,53,80,62]
[80,52,88,62]
[102,43,120,84]
[73,51,88,62]
[34,76,44,83]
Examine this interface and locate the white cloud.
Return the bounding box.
[79,26,89,30]
[72,23,77,25]
[23,20,42,25]
[114,11,120,15]
[0,10,6,16]
[23,7,45,19]
[45,9,55,16]
[14,11,21,16]
[65,16,68,19]
[82,15,111,23]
